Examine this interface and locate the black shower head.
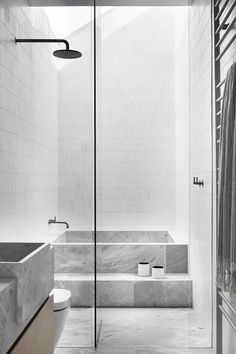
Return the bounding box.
[53,49,82,59]
[15,38,82,60]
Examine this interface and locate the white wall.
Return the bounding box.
[58,23,94,231]
[97,7,176,231]
[0,0,58,242]
[59,7,186,233]
[189,0,212,346]
[174,7,189,243]
[0,3,190,241]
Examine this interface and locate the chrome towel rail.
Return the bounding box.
[216,1,236,33]
[218,290,236,316]
[216,14,236,47]
[214,0,236,351]
[218,305,236,332]
[216,32,236,60]
[215,0,230,21]
[216,79,225,88]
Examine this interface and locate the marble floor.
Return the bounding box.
[55,308,215,354]
[57,308,94,347]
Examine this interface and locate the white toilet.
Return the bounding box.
[50,288,71,348]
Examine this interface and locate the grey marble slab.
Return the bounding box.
[55,308,214,354]
[54,244,94,273]
[57,308,95,348]
[97,281,134,307]
[53,231,171,244]
[96,231,169,243]
[0,243,43,262]
[101,244,166,273]
[55,279,94,307]
[55,274,192,308]
[54,348,215,354]
[0,246,54,354]
[166,245,188,273]
[54,244,169,273]
[0,278,17,354]
[52,231,188,274]
[65,231,93,243]
[0,243,54,323]
[134,280,192,307]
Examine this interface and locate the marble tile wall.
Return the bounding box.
[133,280,192,308]
[96,231,171,244]
[53,243,188,274]
[54,244,94,273]
[100,244,166,273]
[54,276,192,308]
[53,231,171,244]
[166,245,188,273]
[55,279,94,307]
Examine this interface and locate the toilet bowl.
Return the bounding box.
[50,288,71,348]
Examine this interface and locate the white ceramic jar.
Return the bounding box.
[138,262,150,277]
[152,265,164,279]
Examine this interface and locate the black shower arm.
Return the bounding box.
[15,38,70,51]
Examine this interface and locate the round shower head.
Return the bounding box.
[53,49,82,59]
[15,38,82,60]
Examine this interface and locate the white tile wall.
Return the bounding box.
[59,7,181,232]
[0,0,58,242]
[58,22,94,230]
[97,7,176,231]
[174,7,189,243]
[189,0,212,347]
[0,4,190,241]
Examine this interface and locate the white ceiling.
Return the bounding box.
[43,7,111,37]
[29,0,189,6]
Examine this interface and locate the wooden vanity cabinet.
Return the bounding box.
[10,296,54,354]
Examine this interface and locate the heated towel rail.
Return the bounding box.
[213,0,236,353]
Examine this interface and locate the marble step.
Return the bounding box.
[54,273,192,308]
[53,243,188,274]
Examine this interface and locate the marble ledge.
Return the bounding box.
[54,274,192,308]
[0,277,17,354]
[55,272,190,281]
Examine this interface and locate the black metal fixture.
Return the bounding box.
[193,177,204,187]
[15,38,82,59]
[48,216,69,229]
[222,23,230,30]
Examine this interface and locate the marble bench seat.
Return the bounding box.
[54,273,192,308]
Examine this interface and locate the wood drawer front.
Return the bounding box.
[10,297,53,354]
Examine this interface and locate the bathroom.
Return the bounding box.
[0,0,235,353]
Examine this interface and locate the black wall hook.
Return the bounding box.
[193,177,204,187]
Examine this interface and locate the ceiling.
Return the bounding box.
[28,0,188,6]
[43,6,112,37]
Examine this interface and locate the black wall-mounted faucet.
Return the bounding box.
[193,177,204,187]
[48,216,69,229]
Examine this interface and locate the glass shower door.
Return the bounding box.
[49,4,96,348]
[188,1,213,348]
[95,4,192,352]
